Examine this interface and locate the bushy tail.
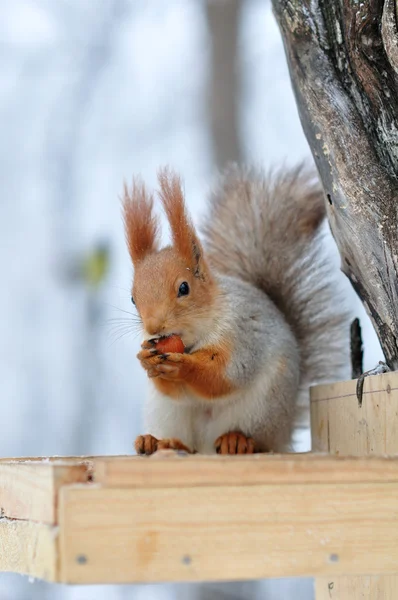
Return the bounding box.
[202,164,350,389]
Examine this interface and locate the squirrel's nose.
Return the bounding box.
[145,317,165,337]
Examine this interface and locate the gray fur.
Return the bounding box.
[218,274,298,385]
[202,164,350,435]
[212,274,301,450]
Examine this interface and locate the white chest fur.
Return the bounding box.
[143,369,275,454]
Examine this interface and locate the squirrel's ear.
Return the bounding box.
[122,179,160,265]
[158,167,206,278]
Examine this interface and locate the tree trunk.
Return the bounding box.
[272,0,398,369]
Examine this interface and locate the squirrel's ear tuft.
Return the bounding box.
[122,179,160,265]
[158,167,205,278]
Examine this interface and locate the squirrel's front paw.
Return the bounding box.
[215,431,255,455]
[137,347,159,373]
[137,348,188,381]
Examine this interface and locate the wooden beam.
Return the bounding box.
[93,452,398,488]
[58,479,398,584]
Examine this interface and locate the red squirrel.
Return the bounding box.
[123,165,349,455]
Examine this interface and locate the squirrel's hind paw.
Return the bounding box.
[157,438,193,453]
[135,434,159,455]
[134,434,193,455]
[215,431,255,455]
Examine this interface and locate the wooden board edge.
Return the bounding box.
[0,462,90,524]
[0,456,128,466]
[91,453,398,488]
[310,371,398,403]
[57,482,398,584]
[0,518,58,581]
[52,463,92,524]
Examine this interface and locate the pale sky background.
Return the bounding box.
[0,1,383,599]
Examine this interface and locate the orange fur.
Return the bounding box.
[133,247,220,348]
[176,345,236,399]
[138,343,236,400]
[157,167,208,278]
[125,167,233,402]
[151,378,187,399]
[123,179,159,264]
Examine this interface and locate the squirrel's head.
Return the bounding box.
[123,168,219,349]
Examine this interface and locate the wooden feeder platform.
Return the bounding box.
[1,372,398,599]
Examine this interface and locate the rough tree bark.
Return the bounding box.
[272,0,398,370]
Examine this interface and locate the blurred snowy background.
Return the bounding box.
[0,0,383,599]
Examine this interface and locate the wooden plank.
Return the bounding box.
[58,482,398,584]
[0,461,89,524]
[0,518,57,581]
[315,576,398,599]
[311,371,398,455]
[327,390,369,456]
[311,372,398,597]
[310,393,329,452]
[6,454,398,494]
[93,453,398,488]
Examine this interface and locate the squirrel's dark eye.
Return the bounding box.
[178,282,190,297]
[131,296,135,305]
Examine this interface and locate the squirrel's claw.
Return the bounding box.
[140,338,159,352]
[138,349,186,380]
[136,348,160,370]
[158,352,184,363]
